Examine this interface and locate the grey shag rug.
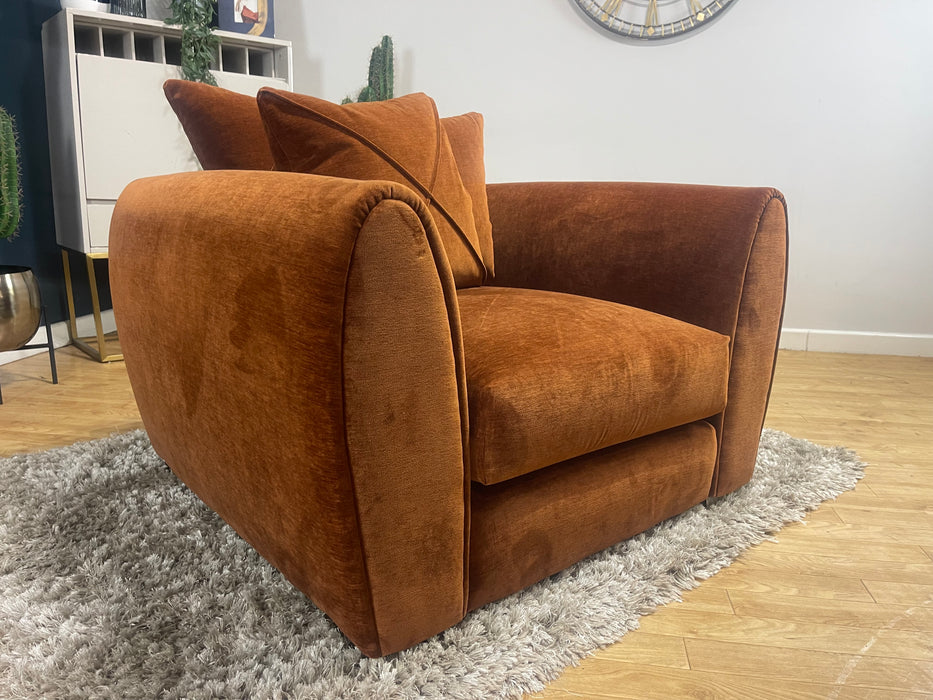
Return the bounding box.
[1,429,864,699]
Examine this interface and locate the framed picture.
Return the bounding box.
[217,0,274,38]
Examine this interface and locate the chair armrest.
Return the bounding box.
[487,181,788,496]
[110,170,469,657]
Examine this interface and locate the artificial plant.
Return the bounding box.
[343,35,394,104]
[0,107,22,241]
[166,0,219,86]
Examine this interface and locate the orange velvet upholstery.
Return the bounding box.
[111,171,469,658]
[441,112,494,275]
[111,95,787,659]
[162,80,495,281]
[458,286,729,484]
[163,80,274,171]
[486,182,788,496]
[469,421,718,610]
[257,89,487,287]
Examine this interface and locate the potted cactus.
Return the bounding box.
[0,107,21,242]
[343,35,394,104]
[0,106,57,401]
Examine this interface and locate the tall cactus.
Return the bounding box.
[0,107,22,241]
[343,35,394,103]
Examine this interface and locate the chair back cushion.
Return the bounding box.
[440,112,494,276]
[258,89,487,287]
[163,79,274,171]
[163,80,494,285]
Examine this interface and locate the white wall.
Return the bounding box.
[275,0,933,354]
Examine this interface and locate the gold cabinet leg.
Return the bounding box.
[61,250,79,341]
[61,249,123,363]
[85,255,109,358]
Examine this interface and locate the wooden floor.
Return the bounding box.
[1,348,931,697]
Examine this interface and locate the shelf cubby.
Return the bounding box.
[133,32,163,63]
[163,35,182,65]
[67,11,290,81]
[73,24,101,55]
[101,28,131,58]
[248,48,273,77]
[220,44,248,74]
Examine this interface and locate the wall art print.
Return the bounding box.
[218,0,274,38]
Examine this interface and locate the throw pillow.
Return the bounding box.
[163,79,274,171]
[257,88,487,287]
[441,112,494,276]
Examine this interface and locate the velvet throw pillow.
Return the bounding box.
[441,112,494,276]
[257,88,488,287]
[163,80,274,171]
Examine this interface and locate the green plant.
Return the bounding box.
[166,0,219,86]
[0,107,22,241]
[343,35,394,104]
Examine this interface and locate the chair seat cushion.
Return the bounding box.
[459,287,730,485]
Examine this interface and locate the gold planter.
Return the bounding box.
[0,265,42,351]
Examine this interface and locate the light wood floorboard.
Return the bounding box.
[534,351,933,698]
[0,345,141,453]
[1,348,931,697]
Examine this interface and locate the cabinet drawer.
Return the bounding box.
[87,202,115,249]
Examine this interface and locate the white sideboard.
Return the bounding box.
[42,9,293,254]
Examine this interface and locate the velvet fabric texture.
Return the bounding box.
[163,80,274,171]
[468,421,718,610]
[257,89,488,287]
[458,287,729,484]
[161,80,494,281]
[110,171,470,658]
[714,198,788,494]
[487,182,788,497]
[441,112,494,275]
[111,104,788,657]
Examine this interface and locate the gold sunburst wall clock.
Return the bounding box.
[571,0,739,40]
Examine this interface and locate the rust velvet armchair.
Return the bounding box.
[108,82,788,658]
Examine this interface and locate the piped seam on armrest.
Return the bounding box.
[336,205,382,657]
[711,191,789,495]
[748,192,790,434]
[336,195,471,655]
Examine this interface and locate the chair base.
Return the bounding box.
[468,421,718,610]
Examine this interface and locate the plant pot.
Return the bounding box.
[59,0,107,11]
[0,265,42,351]
[59,0,104,10]
[111,0,147,17]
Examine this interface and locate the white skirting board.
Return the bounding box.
[0,310,117,366]
[780,329,933,357]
